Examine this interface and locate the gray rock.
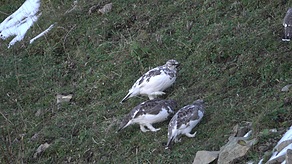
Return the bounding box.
[193,151,219,164]
[218,136,257,164]
[276,139,292,152]
[266,143,292,164]
[286,149,292,164]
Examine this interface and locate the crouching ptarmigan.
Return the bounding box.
[166,99,205,149]
[120,59,179,103]
[117,99,177,132]
[283,8,292,41]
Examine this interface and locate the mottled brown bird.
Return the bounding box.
[166,99,205,149]
[118,99,177,132]
[120,59,179,103]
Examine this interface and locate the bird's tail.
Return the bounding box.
[120,92,131,103]
[283,26,292,41]
[116,126,124,133]
[116,116,131,133]
[165,136,174,149]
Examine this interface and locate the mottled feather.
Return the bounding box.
[118,99,177,132]
[120,59,179,103]
[166,99,205,149]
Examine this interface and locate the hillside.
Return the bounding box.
[1,0,291,163]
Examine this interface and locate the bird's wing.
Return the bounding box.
[133,99,163,117]
[135,67,164,87]
[176,105,201,129]
[168,113,178,133]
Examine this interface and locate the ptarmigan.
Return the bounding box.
[120,59,179,103]
[166,99,205,149]
[283,8,292,41]
[117,99,177,132]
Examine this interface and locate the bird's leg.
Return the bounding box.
[148,95,156,100]
[145,124,160,132]
[151,91,165,96]
[185,131,197,138]
[140,125,149,132]
[148,91,165,100]
[174,137,181,143]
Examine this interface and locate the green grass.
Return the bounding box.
[1,0,292,163]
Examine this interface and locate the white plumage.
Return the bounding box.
[117,99,177,132]
[283,8,292,41]
[166,99,205,149]
[120,59,179,103]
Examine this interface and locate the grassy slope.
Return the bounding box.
[1,0,291,163]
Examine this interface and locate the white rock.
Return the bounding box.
[281,84,292,92]
[56,94,73,104]
[267,143,292,163]
[275,126,292,152]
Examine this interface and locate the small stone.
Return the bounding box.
[286,149,292,164]
[193,151,219,164]
[33,142,50,158]
[56,94,73,104]
[98,3,112,15]
[30,133,39,142]
[281,84,292,92]
[35,109,41,117]
[258,145,270,152]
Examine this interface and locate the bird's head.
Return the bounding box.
[165,59,180,70]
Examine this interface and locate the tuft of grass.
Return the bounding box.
[1,0,292,163]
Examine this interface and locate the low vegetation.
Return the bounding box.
[0,0,291,163]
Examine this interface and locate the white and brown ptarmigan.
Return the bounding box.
[283,8,292,41]
[165,99,205,149]
[120,59,179,103]
[117,99,177,132]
